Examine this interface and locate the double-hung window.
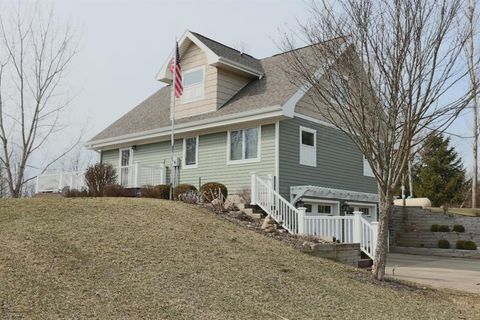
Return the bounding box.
[183,136,198,168]
[228,127,260,164]
[299,126,316,167]
[181,66,204,103]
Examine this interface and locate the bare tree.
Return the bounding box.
[466,0,479,209]
[0,5,79,197]
[281,0,470,280]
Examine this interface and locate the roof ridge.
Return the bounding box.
[189,31,259,61]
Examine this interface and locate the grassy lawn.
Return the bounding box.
[0,198,478,319]
[427,207,480,217]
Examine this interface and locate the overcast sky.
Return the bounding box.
[2,0,476,172]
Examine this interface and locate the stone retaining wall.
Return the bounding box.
[300,242,360,267]
[390,206,480,249]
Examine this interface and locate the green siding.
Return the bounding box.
[279,117,377,198]
[102,149,119,166]
[101,124,276,194]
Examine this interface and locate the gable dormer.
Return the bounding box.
[156,31,264,119]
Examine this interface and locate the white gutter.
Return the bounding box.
[85,105,285,150]
[215,57,264,79]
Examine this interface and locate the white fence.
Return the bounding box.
[251,173,378,259]
[36,163,166,193]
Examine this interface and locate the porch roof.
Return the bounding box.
[291,185,379,204]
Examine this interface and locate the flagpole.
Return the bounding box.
[170,38,177,200]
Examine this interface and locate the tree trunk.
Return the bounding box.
[372,190,393,280]
[408,158,414,198]
[473,90,478,208]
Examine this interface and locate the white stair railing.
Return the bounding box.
[251,173,378,259]
[251,173,300,233]
[358,215,378,259]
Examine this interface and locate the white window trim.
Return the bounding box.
[118,147,133,186]
[118,147,133,168]
[226,126,261,165]
[183,136,199,169]
[180,65,205,104]
[299,126,317,167]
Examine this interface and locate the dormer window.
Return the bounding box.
[181,66,205,104]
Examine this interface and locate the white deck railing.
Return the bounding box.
[251,173,378,259]
[36,171,87,193]
[36,163,166,193]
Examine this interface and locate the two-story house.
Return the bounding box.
[82,30,378,220]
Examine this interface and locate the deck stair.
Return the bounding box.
[236,203,265,220]
[250,173,379,260]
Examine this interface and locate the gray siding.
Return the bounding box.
[279,117,377,198]
[101,124,276,194]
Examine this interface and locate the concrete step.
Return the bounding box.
[247,212,263,220]
[242,208,253,215]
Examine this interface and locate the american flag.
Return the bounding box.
[170,41,183,98]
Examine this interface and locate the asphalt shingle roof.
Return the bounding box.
[89,34,341,143]
[190,31,264,74]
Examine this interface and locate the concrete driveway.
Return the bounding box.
[386,253,480,294]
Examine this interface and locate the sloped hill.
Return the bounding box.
[0,198,478,319]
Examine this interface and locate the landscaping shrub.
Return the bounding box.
[84,163,117,196]
[438,225,450,232]
[453,225,465,233]
[200,182,228,202]
[456,240,466,249]
[173,184,197,200]
[430,224,439,232]
[141,185,170,199]
[180,191,199,204]
[464,241,477,250]
[438,239,450,249]
[103,184,134,197]
[64,188,88,198]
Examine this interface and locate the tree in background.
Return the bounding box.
[413,135,469,207]
[281,0,470,280]
[0,5,79,197]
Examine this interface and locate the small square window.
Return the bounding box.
[303,204,313,213]
[301,131,315,146]
[299,126,316,167]
[359,207,370,216]
[318,205,331,214]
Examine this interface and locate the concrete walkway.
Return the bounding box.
[386,253,480,294]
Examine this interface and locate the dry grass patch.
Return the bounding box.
[0,198,479,319]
